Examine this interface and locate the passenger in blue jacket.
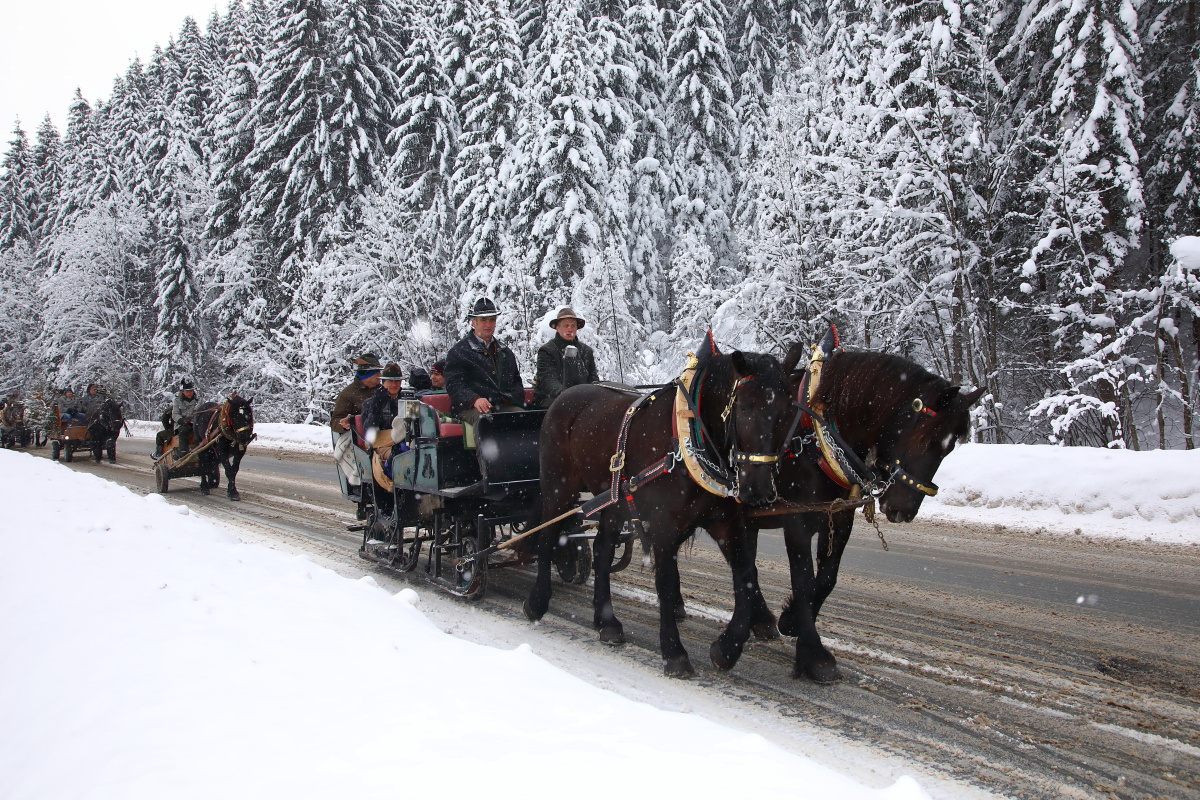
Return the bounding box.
[444,298,526,425]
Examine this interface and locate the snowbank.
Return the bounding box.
[0,450,932,800]
[127,419,332,454]
[926,443,1200,544]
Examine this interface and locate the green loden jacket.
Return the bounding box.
[533,335,599,408]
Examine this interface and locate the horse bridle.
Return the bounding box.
[720,376,783,469]
[781,379,941,498]
[876,397,940,497]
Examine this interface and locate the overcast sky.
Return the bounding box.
[1,0,221,141]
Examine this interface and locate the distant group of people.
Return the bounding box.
[54,383,107,426]
[330,298,600,509]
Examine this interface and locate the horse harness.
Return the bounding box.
[580,354,782,539]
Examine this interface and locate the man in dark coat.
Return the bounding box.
[533,307,599,407]
[444,298,526,426]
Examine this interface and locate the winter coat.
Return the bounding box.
[172,391,198,424]
[361,387,402,435]
[444,332,526,417]
[330,379,378,432]
[533,335,599,407]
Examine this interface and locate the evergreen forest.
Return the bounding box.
[0,0,1198,448]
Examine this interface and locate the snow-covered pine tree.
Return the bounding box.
[0,122,34,250]
[1012,0,1148,447]
[510,0,609,299]
[30,116,62,251]
[664,0,739,336]
[244,0,336,265]
[326,0,402,232]
[453,0,524,308]
[623,0,672,333]
[207,0,265,242]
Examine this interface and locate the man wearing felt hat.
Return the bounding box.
[444,298,526,426]
[533,307,599,407]
[330,353,383,506]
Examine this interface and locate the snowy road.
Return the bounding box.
[41,440,1200,800]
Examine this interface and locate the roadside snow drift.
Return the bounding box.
[0,450,929,800]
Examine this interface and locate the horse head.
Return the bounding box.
[695,336,793,507]
[224,395,255,447]
[874,383,983,522]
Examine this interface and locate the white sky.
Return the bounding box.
[0,0,221,139]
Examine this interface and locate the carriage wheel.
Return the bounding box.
[453,535,487,601]
[555,538,593,585]
[50,440,61,461]
[391,528,422,573]
[155,465,170,494]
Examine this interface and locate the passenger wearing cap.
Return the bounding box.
[444,298,526,427]
[533,307,599,408]
[155,379,199,459]
[429,361,446,390]
[330,353,383,502]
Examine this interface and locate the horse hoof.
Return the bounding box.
[522,598,545,622]
[663,656,695,679]
[709,639,742,671]
[598,626,625,646]
[199,486,210,496]
[795,661,842,684]
[227,491,240,501]
[751,620,780,641]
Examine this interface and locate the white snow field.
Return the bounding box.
[0,450,941,800]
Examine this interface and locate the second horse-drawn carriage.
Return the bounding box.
[337,388,629,600]
[48,397,125,463]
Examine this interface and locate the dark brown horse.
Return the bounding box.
[523,340,796,677]
[751,345,984,682]
[84,397,125,462]
[194,395,255,500]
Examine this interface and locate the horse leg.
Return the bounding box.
[654,526,694,678]
[523,514,559,622]
[224,448,244,501]
[707,515,762,671]
[780,512,840,683]
[591,508,625,644]
[199,452,211,495]
[812,511,854,618]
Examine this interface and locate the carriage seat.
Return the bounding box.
[418,394,462,437]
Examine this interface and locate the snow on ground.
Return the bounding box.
[925,443,1200,544]
[0,450,936,800]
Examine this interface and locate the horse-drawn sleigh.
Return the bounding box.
[335,329,982,681]
[153,395,256,500]
[337,388,614,600]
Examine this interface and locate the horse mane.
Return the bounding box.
[813,350,949,422]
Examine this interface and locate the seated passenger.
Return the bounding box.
[444,298,525,427]
[408,367,434,394]
[57,388,85,426]
[155,379,198,459]
[360,363,410,513]
[533,307,600,408]
[429,361,446,390]
[329,353,382,507]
